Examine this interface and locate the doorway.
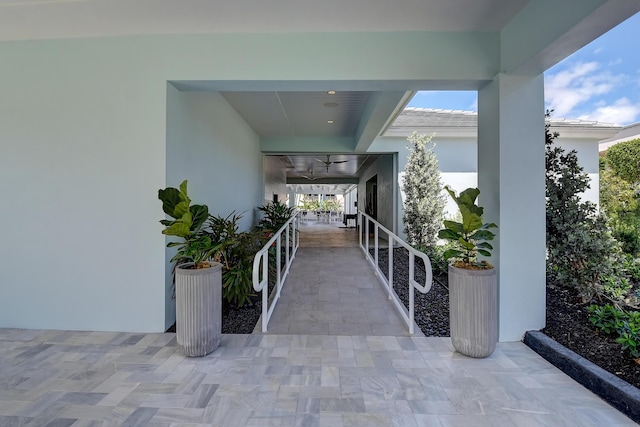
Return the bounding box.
[365,175,378,220]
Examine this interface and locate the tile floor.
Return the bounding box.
[0,331,635,426]
[0,220,635,426]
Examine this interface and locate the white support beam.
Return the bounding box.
[478,73,546,342]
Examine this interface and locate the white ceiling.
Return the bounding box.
[0,0,529,41]
[221,91,371,138]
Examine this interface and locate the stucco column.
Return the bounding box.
[477,73,546,341]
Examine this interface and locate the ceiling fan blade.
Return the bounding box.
[330,160,348,164]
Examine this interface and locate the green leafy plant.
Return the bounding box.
[158,180,220,269]
[606,138,640,185]
[601,275,631,301]
[588,304,640,358]
[437,186,497,269]
[600,166,640,257]
[588,304,624,334]
[418,241,457,277]
[258,201,295,231]
[205,212,263,307]
[623,255,640,282]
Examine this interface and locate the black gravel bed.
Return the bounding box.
[370,247,450,336]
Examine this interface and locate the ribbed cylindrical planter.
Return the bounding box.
[449,265,497,358]
[175,261,222,357]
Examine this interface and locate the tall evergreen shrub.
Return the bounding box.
[545,114,622,301]
[601,139,640,256]
[606,138,640,185]
[401,132,445,251]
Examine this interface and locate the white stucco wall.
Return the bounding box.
[0,41,168,332]
[373,130,602,238]
[0,36,276,332]
[553,138,600,205]
[165,87,262,329]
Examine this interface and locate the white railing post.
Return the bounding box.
[365,215,369,254]
[358,212,363,248]
[388,237,393,300]
[374,225,379,268]
[409,253,415,335]
[261,253,269,332]
[285,223,290,270]
[276,234,282,294]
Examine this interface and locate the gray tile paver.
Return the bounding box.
[0,222,636,426]
[0,330,635,426]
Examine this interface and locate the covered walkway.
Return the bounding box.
[0,223,635,425]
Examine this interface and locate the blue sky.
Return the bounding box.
[407,12,640,126]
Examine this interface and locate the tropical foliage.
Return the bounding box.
[158,180,220,268]
[205,212,263,307]
[258,201,296,231]
[438,186,497,269]
[160,183,297,307]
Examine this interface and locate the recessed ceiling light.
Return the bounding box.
[327,120,334,124]
[323,102,339,108]
[327,90,336,95]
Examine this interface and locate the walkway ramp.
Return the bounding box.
[255,219,424,336]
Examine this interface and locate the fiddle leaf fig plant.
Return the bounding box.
[438,186,497,269]
[159,180,220,269]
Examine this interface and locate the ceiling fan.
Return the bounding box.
[299,169,319,181]
[314,155,348,173]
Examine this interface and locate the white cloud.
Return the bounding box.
[577,97,640,125]
[545,61,623,117]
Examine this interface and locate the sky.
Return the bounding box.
[407,12,640,126]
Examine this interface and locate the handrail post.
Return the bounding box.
[365,214,369,254]
[285,223,290,269]
[388,236,393,300]
[276,234,282,294]
[261,254,269,332]
[358,212,363,248]
[374,224,378,269]
[409,253,415,335]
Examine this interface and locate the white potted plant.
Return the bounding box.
[159,180,222,357]
[438,186,498,358]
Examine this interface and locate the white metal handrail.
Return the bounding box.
[358,211,433,334]
[252,210,300,332]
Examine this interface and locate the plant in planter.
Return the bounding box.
[438,186,498,358]
[257,201,295,232]
[159,180,222,357]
